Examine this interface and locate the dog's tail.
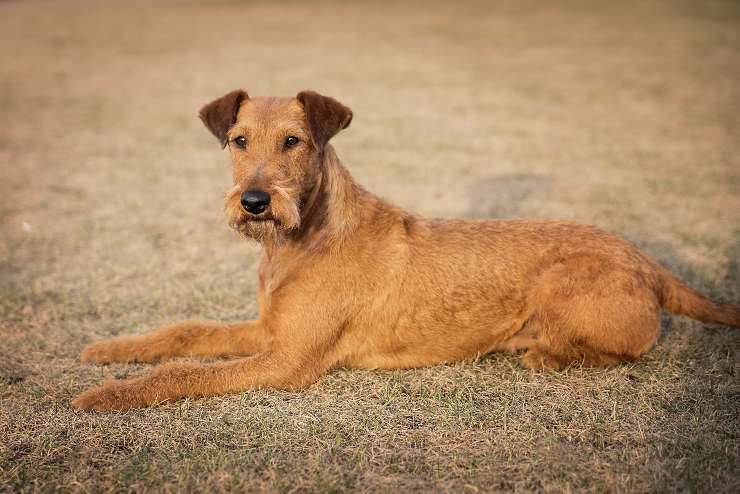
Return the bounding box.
[657,267,740,328]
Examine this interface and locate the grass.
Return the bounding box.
[1,0,739,492]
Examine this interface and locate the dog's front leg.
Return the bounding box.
[71,351,322,412]
[72,300,343,411]
[79,320,269,364]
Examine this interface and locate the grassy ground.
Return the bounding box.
[1,0,739,492]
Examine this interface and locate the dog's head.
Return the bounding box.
[199,89,352,243]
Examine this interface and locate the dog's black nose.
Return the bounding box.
[240,189,271,215]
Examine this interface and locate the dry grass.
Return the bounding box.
[1,0,739,492]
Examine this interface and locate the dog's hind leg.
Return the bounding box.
[518,260,662,370]
[80,320,269,364]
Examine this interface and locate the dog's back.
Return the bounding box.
[332,203,739,370]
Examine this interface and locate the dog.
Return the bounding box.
[71,89,740,411]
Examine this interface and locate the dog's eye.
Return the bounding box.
[233,136,247,149]
[284,136,300,149]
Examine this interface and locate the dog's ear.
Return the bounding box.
[296,90,352,149]
[198,90,249,148]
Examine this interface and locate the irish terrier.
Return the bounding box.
[72,89,740,411]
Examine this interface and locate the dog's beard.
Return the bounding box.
[224,187,301,245]
[236,219,281,244]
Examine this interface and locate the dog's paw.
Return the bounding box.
[80,339,151,364]
[520,349,566,370]
[80,341,122,364]
[71,380,153,412]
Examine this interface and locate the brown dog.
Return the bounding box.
[72,90,740,411]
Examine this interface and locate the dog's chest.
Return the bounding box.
[257,250,307,309]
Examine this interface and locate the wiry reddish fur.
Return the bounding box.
[72,90,740,411]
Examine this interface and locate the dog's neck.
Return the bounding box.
[264,144,369,256]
